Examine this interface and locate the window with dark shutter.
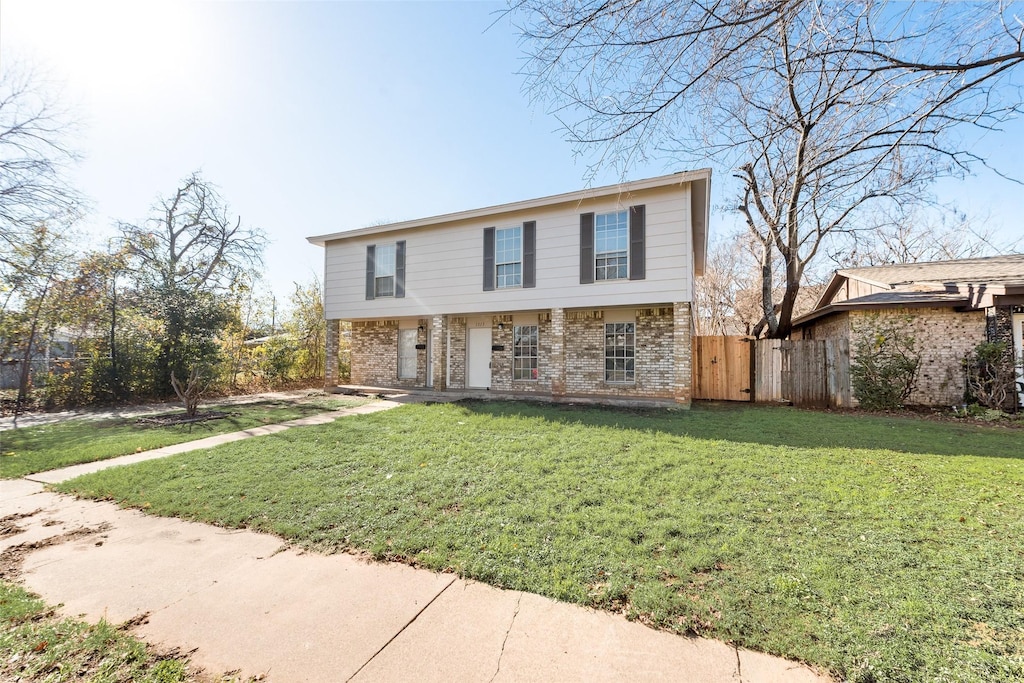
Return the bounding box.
[365,245,376,300]
[629,205,645,280]
[483,227,495,291]
[373,244,396,297]
[579,213,595,284]
[523,220,536,288]
[395,240,406,298]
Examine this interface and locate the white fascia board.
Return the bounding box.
[306,169,712,247]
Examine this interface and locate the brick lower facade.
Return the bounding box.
[801,307,987,406]
[335,304,694,406]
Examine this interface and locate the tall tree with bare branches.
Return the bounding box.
[0,66,81,283]
[515,0,1024,337]
[119,172,266,394]
[0,65,81,318]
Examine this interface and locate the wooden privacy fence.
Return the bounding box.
[693,336,851,407]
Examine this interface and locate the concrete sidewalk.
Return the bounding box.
[1,482,828,682]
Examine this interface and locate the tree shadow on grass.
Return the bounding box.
[455,399,1024,460]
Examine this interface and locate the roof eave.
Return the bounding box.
[306,169,713,247]
[791,297,970,327]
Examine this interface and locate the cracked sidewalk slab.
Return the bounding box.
[2,494,830,682]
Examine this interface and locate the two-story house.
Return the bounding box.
[307,170,710,406]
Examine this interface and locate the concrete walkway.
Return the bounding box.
[23,399,401,485]
[1,399,830,682]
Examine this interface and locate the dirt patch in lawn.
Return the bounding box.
[823,404,1024,429]
[135,411,231,427]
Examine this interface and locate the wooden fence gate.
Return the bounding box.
[691,336,753,401]
[752,338,851,407]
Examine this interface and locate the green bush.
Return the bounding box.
[851,319,921,410]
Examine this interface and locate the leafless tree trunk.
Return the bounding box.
[170,368,205,418]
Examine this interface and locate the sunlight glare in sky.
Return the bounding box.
[5,1,209,105]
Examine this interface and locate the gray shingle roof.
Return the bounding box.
[791,291,971,326]
[829,291,969,306]
[838,253,1024,287]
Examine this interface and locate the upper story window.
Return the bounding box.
[365,241,405,301]
[483,222,535,291]
[496,226,523,289]
[595,211,629,281]
[579,206,644,285]
[374,244,396,297]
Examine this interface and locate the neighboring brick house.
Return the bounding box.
[306,171,711,406]
[791,255,1024,406]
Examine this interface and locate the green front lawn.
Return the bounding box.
[0,581,193,682]
[57,401,1024,682]
[1,396,368,479]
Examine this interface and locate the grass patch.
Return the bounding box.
[57,401,1024,682]
[1,396,368,479]
[0,580,193,682]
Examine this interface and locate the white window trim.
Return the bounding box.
[604,320,636,383]
[512,324,539,381]
[495,225,523,289]
[375,243,397,298]
[595,210,629,282]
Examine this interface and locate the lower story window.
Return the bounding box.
[398,329,417,379]
[513,325,539,380]
[605,322,635,382]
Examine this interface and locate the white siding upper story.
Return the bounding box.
[308,171,710,321]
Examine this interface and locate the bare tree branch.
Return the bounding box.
[516,0,1024,337]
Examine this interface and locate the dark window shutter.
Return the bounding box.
[522,220,536,288]
[483,227,495,291]
[394,240,406,298]
[579,213,595,284]
[629,204,646,280]
[365,244,376,300]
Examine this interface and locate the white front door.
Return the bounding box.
[398,329,417,380]
[1013,313,1024,407]
[467,327,492,388]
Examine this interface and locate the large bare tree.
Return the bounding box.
[120,172,265,294]
[0,65,81,287]
[119,172,266,394]
[515,0,1024,337]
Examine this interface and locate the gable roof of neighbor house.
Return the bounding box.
[306,169,712,275]
[793,253,1024,327]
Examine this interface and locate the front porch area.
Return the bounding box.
[327,383,683,409]
[325,304,694,407]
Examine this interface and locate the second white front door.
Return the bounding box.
[467,327,492,388]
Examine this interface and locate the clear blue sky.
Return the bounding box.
[3,1,1021,304]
